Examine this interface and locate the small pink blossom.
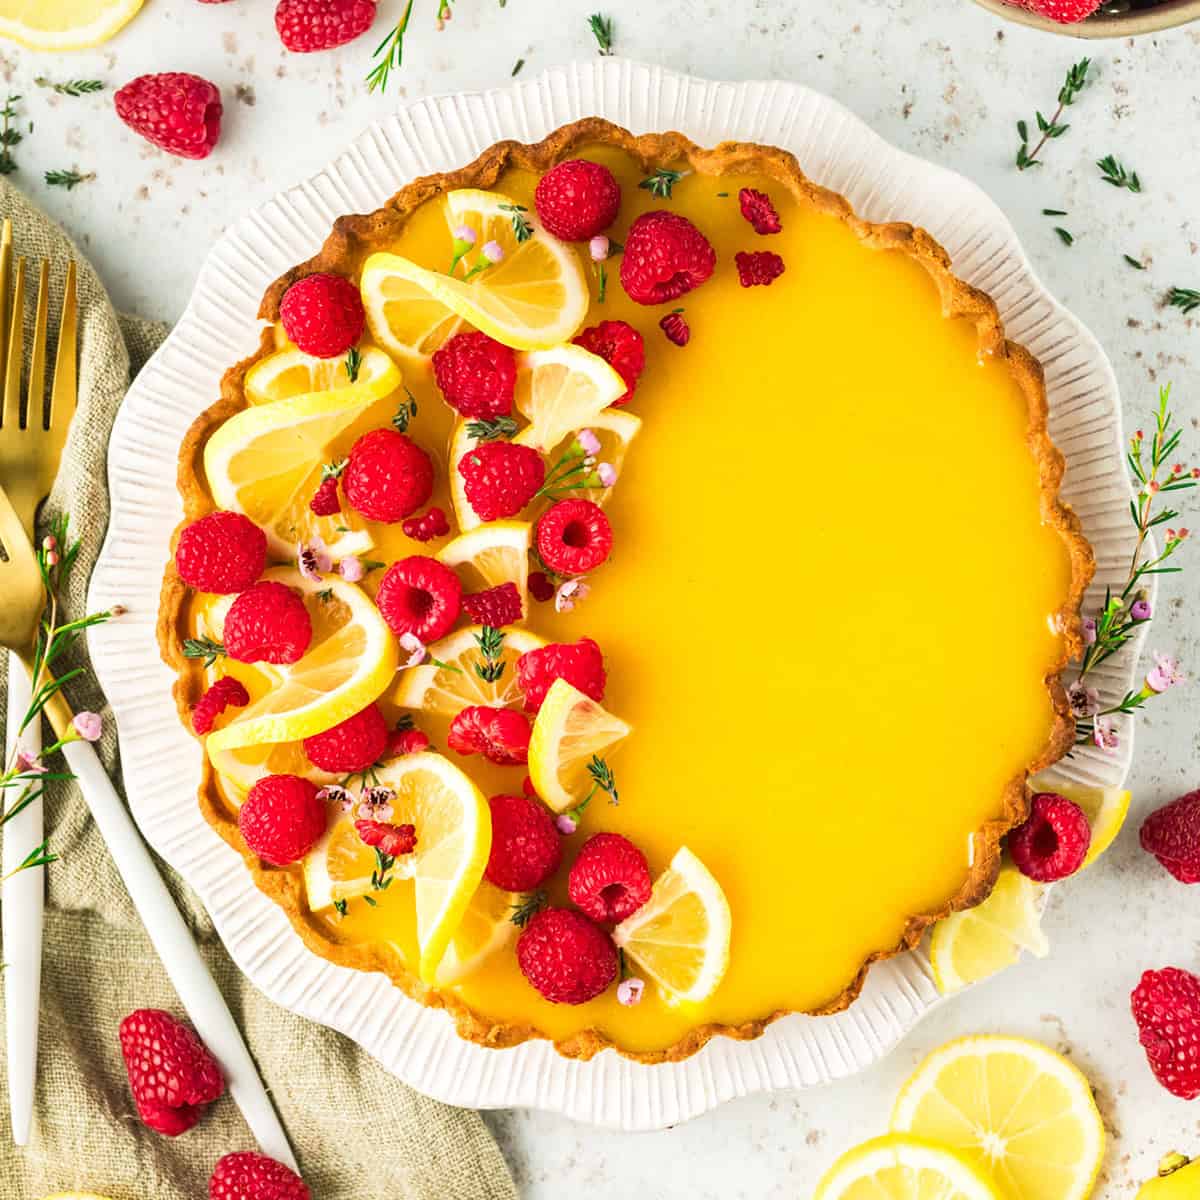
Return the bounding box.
[317,784,355,814]
[46,550,59,567]
[358,786,395,823]
[1131,599,1152,621]
[1092,716,1119,752]
[596,462,617,488]
[1067,680,1099,718]
[1081,617,1097,646]
[16,750,46,776]
[72,711,103,742]
[398,631,428,668]
[298,536,332,583]
[1147,480,1161,496]
[1146,652,1186,694]
[577,428,601,457]
[41,534,57,552]
[555,812,578,836]
[589,235,610,262]
[481,240,504,264]
[339,556,365,583]
[616,977,645,1006]
[554,578,590,613]
[452,224,477,245]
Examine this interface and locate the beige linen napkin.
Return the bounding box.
[0,180,517,1200]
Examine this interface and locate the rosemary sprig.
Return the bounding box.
[1167,287,1200,316]
[639,168,685,199]
[1097,153,1141,193]
[1015,58,1089,171]
[44,169,95,190]
[366,0,415,93]
[182,636,225,667]
[510,890,547,927]
[498,202,532,243]
[345,346,362,382]
[588,12,614,55]
[35,77,103,97]
[473,625,506,683]
[466,416,517,443]
[391,388,419,433]
[0,94,23,176]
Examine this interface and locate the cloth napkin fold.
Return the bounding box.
[0,180,516,1200]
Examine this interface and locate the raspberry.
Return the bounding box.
[119,1009,224,1137]
[279,272,365,359]
[735,250,786,288]
[238,774,326,866]
[309,474,341,516]
[1014,0,1102,22]
[343,429,434,524]
[462,582,524,627]
[738,187,782,235]
[620,211,716,305]
[303,703,389,773]
[114,73,222,160]
[190,676,250,736]
[432,332,517,419]
[486,793,563,891]
[356,819,417,858]
[223,581,312,665]
[448,705,531,766]
[517,907,618,1004]
[274,0,376,52]
[572,320,645,407]
[386,726,431,757]
[1132,967,1200,1099]
[175,510,267,594]
[528,571,555,603]
[534,159,621,242]
[568,832,652,924]
[1141,790,1200,882]
[517,638,606,713]
[659,311,690,346]
[210,1152,310,1200]
[458,440,545,522]
[375,555,461,643]
[402,506,450,543]
[536,500,612,575]
[1008,792,1091,882]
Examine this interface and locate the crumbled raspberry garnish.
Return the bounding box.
[447,705,531,766]
[238,774,326,866]
[175,510,267,594]
[1008,792,1091,882]
[223,580,312,665]
[375,555,462,643]
[572,320,645,407]
[659,311,690,346]
[568,832,652,924]
[536,499,613,575]
[342,429,434,524]
[528,571,556,603]
[209,1152,310,1200]
[534,159,622,242]
[462,582,524,627]
[517,907,618,1005]
[114,73,222,160]
[309,474,341,517]
[1132,967,1200,1099]
[620,210,716,305]
[303,703,389,773]
[279,272,365,359]
[432,331,517,419]
[1141,789,1200,883]
[738,187,782,235]
[401,506,450,543]
[385,727,431,758]
[517,638,606,714]
[275,0,376,53]
[355,819,417,858]
[458,440,545,522]
[735,250,786,288]
[485,793,563,892]
[190,676,250,736]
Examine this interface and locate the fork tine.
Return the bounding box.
[48,260,77,437]
[27,260,49,432]
[0,219,11,389]
[2,257,24,433]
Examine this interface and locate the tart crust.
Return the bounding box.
[158,118,1095,1063]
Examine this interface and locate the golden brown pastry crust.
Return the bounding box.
[158,117,1095,1063]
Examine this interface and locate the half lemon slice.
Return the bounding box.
[433,880,520,985]
[511,344,627,454]
[0,0,142,50]
[813,1134,1003,1200]
[303,810,382,911]
[447,419,485,533]
[436,520,532,613]
[243,344,396,408]
[208,738,337,804]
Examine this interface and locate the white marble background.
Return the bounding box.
[4,0,1200,1194]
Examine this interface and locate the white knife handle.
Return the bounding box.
[59,736,297,1171]
[3,652,42,1147]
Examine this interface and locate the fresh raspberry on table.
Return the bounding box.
[620,211,716,305]
[402,506,450,543]
[114,73,222,160]
[1008,792,1091,882]
[572,320,645,407]
[190,676,250,736]
[568,832,652,924]
[274,0,377,52]
[385,726,431,757]
[458,440,545,522]
[528,571,556,603]
[342,429,434,524]
[308,474,341,517]
[238,774,326,866]
[375,555,461,643]
[210,1152,311,1200]
[517,907,618,1005]
[119,1008,224,1137]
[1140,789,1200,883]
[448,705,531,766]
[175,510,266,594]
[355,819,417,858]
[432,331,517,419]
[485,793,563,892]
[1008,0,1102,23]
[738,187,782,235]
[659,311,690,346]
[534,159,622,242]
[462,582,524,628]
[517,638,606,714]
[735,250,786,288]
[303,703,389,773]
[223,581,312,665]
[1131,967,1200,1099]
[279,272,365,359]
[536,499,612,576]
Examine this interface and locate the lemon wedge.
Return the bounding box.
[891,1035,1106,1200]
[527,678,631,813]
[929,863,1048,995]
[0,0,142,50]
[303,809,383,911]
[205,566,398,753]
[204,346,402,559]
[447,419,485,533]
[510,344,627,454]
[1030,777,1131,868]
[432,880,519,985]
[207,739,337,803]
[244,344,396,408]
[394,625,545,717]
[813,1134,1003,1200]
[436,520,532,613]
[612,846,732,1007]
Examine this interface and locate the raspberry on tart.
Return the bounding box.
[386,727,432,758]
[448,705,531,766]
[175,510,266,594]
[534,159,622,241]
[238,774,326,866]
[303,703,389,773]
[517,638,606,713]
[738,187,782,235]
[659,310,690,346]
[190,676,250,736]
[620,211,716,305]
[223,580,312,665]
[568,832,652,924]
[536,499,613,575]
[432,331,518,419]
[356,819,418,857]
[572,320,645,407]
[735,250,786,288]
[486,793,563,892]
[279,272,365,359]
[402,506,451,543]
[461,581,524,628]
[343,429,434,524]
[375,555,462,643]
[458,441,545,522]
[309,474,341,516]
[517,907,619,1005]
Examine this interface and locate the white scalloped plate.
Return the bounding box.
[88,60,1142,1130]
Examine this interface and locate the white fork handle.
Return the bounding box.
[58,734,297,1170]
[3,652,42,1146]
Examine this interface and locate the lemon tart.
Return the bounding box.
[159,119,1092,1062]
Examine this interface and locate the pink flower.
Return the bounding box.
[1092,716,1119,752]
[1146,652,1186,694]
[452,224,476,245]
[576,428,601,457]
[72,711,103,742]
[616,977,645,1007]
[555,812,578,836]
[339,556,365,583]
[398,632,428,668]
[358,786,395,823]
[589,235,610,262]
[1067,680,1099,718]
[297,536,332,583]
[41,534,57,552]
[1081,617,1097,646]
[554,578,590,613]
[596,462,617,488]
[16,749,46,775]
[317,784,355,814]
[481,240,504,264]
[1130,599,1152,621]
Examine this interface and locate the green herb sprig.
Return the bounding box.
[510,890,547,927]
[182,636,225,667]
[589,12,614,55]
[639,168,685,199]
[44,169,95,190]
[392,388,419,434]
[1167,287,1200,316]
[1015,58,1090,171]
[473,625,506,684]
[35,78,103,97]
[0,94,22,177]
[466,416,518,443]
[366,0,415,93]
[498,202,532,243]
[1097,153,1141,193]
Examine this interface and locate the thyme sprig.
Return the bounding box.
[1167,287,1200,316]
[183,636,225,667]
[473,625,506,683]
[466,416,517,443]
[1097,153,1141,193]
[583,755,619,806]
[589,12,614,55]
[498,202,532,243]
[344,346,362,382]
[1016,58,1089,171]
[510,890,547,927]
[44,169,95,190]
[639,168,686,199]
[391,388,418,434]
[35,78,103,97]
[0,94,22,176]
[366,0,415,93]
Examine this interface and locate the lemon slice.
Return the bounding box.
[244,344,396,408]
[436,520,531,612]
[1030,777,1131,868]
[447,418,484,533]
[930,864,1048,995]
[206,567,398,753]
[433,880,519,985]
[0,0,142,50]
[303,810,384,911]
[207,739,338,803]
[891,1035,1106,1200]
[612,846,731,1006]
[204,348,402,559]
[510,344,627,454]
[813,1134,1003,1200]
[527,678,631,813]
[394,625,545,717]
[361,190,589,356]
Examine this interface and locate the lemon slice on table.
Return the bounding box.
[303,810,383,911]
[613,846,731,1006]
[527,678,631,813]
[436,521,532,611]
[509,344,627,454]
[930,863,1048,995]
[432,880,520,985]
[891,1035,1106,1200]
[813,1134,1003,1200]
[243,344,398,407]
[204,352,402,560]
[1030,777,1131,869]
[394,625,545,717]
[0,0,142,50]
[205,567,398,753]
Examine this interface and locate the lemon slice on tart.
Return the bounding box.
[207,739,337,803]
[510,344,627,454]
[244,344,398,408]
[0,0,142,50]
[447,419,485,533]
[436,521,532,611]
[303,810,382,911]
[813,1134,1003,1200]
[433,880,520,985]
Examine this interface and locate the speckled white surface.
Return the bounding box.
[7,0,1200,1194]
